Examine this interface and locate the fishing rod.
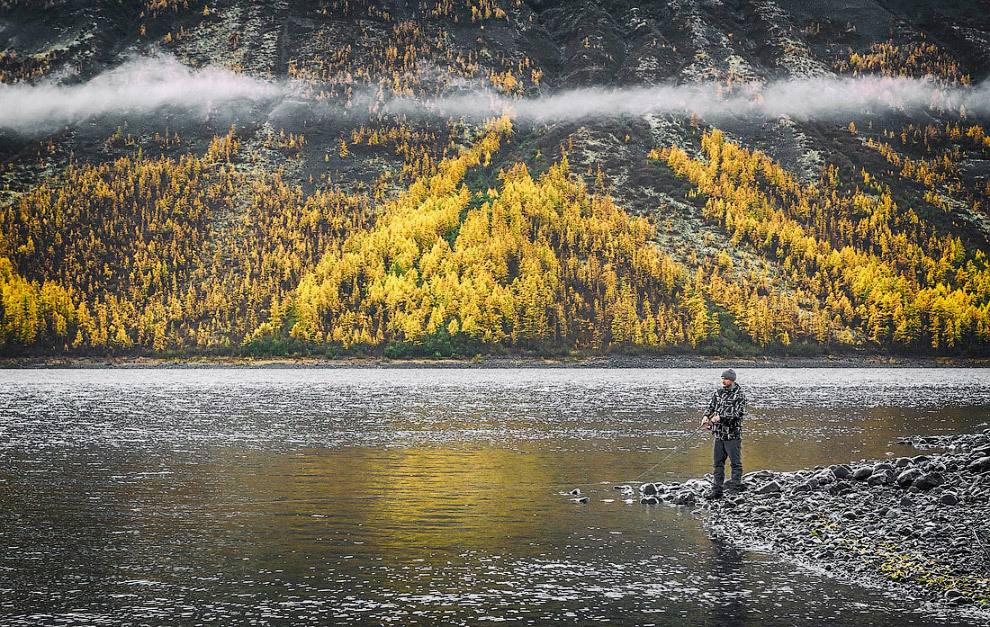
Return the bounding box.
[556,421,710,498]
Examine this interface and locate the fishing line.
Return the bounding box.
[544,421,710,496]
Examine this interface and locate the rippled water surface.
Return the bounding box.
[2,368,989,626]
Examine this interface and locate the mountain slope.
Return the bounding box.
[1,0,989,357]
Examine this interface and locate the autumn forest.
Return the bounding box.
[1,0,989,358]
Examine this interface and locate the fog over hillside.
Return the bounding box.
[5,54,990,132]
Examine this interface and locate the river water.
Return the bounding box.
[1,368,988,626]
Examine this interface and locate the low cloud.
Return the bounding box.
[0,54,281,133]
[1,54,986,135]
[390,76,989,122]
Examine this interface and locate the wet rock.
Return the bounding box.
[791,482,812,494]
[674,491,696,506]
[913,472,944,491]
[827,481,853,495]
[852,467,873,481]
[970,445,990,458]
[873,462,894,473]
[895,457,913,468]
[681,478,709,492]
[754,480,783,495]
[639,483,658,495]
[939,492,959,506]
[744,470,775,483]
[814,469,836,485]
[896,468,922,487]
[944,589,973,605]
[831,464,853,480]
[911,455,930,465]
[569,488,582,496]
[900,495,914,508]
[752,505,771,515]
[967,457,990,474]
[640,495,659,505]
[868,470,895,486]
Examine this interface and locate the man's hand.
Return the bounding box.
[710,415,721,423]
[701,415,711,427]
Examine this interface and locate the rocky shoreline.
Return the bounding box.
[633,431,990,615]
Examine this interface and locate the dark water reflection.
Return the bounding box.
[1,368,989,625]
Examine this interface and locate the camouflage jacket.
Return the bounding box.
[704,383,747,440]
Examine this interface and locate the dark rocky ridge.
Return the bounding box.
[635,430,990,615]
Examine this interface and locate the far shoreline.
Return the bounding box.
[1,353,988,369]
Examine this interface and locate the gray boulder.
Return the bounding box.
[852,467,873,481]
[830,464,852,479]
[743,470,775,483]
[967,456,990,473]
[896,468,922,487]
[912,472,944,491]
[754,480,782,494]
[868,470,895,486]
[813,470,836,485]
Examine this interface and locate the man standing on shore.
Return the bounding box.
[702,369,747,500]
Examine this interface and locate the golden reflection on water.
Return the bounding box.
[214,445,588,557]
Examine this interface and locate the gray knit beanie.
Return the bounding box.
[721,368,736,381]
